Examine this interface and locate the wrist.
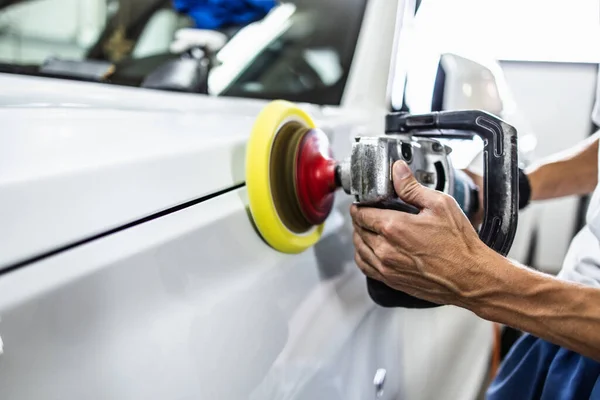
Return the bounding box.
[465,255,567,324]
[451,242,509,310]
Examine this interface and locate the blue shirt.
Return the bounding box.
[487,334,600,399]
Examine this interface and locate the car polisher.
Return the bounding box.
[246,100,518,308]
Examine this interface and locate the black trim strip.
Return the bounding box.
[0,183,245,276]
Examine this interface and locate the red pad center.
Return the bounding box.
[295,129,337,225]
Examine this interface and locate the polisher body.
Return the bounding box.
[336,135,479,218]
[247,102,517,309]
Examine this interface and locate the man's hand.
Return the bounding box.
[349,137,600,362]
[350,160,494,307]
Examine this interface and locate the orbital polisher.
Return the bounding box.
[246,100,518,308]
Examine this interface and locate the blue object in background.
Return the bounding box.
[173,0,277,29]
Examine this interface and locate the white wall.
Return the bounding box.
[410,0,600,64]
[499,61,599,272]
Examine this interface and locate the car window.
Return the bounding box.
[0,0,368,105]
[0,0,107,65]
[218,0,368,105]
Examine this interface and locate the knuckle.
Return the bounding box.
[441,195,453,207]
[378,260,397,279]
[374,244,393,266]
[443,195,459,210]
[434,194,452,210]
[350,207,362,223]
[356,207,365,220]
[352,231,361,246]
[373,244,387,262]
[378,263,394,277]
[379,220,395,237]
[354,253,365,269]
[431,196,445,210]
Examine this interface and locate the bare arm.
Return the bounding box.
[527,131,599,201]
[468,249,600,361]
[463,132,599,225]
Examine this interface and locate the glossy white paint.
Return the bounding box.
[0,75,259,267]
[342,0,403,113]
[0,1,510,398]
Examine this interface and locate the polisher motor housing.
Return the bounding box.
[292,132,480,220]
[335,135,479,218]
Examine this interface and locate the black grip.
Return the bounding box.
[366,110,519,309]
[387,110,519,255]
[367,277,438,308]
[431,110,519,256]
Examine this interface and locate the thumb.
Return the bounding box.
[392,160,435,209]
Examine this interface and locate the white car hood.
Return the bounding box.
[0,74,327,269]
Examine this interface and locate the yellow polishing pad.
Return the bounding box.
[246,100,325,254]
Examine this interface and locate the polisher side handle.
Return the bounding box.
[387,110,519,256]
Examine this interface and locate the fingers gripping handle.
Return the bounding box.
[368,110,519,309]
[405,110,519,256]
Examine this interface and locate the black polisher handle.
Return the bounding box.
[367,110,519,309]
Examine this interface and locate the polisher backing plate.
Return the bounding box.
[246,100,324,254]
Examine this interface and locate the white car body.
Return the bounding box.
[0,0,535,399]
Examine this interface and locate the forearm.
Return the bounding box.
[527,131,599,201]
[465,250,600,361]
